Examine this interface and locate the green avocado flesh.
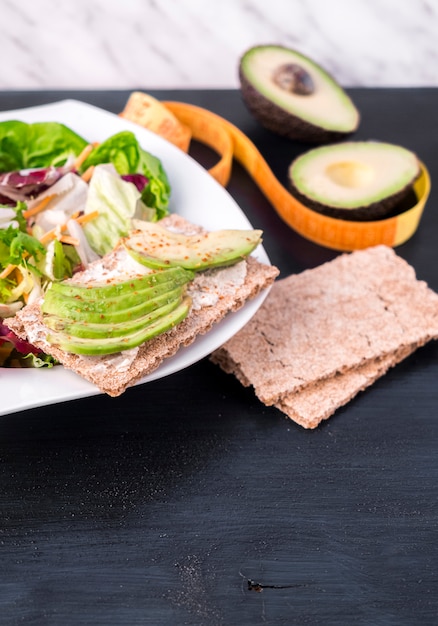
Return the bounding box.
[46,296,192,356]
[42,277,192,322]
[288,141,420,220]
[49,266,194,300]
[43,284,185,331]
[43,293,185,340]
[41,269,194,355]
[239,45,359,142]
[124,221,262,270]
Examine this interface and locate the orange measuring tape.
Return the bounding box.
[122,94,430,252]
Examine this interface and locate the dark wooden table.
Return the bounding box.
[1,89,437,626]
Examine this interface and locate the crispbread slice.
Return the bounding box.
[274,344,417,428]
[5,215,279,396]
[210,246,438,412]
[213,343,417,428]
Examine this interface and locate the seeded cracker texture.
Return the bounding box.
[5,215,279,396]
[210,246,438,428]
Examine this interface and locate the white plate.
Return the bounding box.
[0,99,272,416]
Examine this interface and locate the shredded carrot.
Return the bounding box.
[81,165,95,182]
[38,211,99,245]
[59,235,80,246]
[1,264,26,282]
[73,144,94,170]
[75,210,99,225]
[0,263,16,280]
[23,194,54,219]
[22,145,96,221]
[0,211,100,279]
[13,267,23,284]
[38,228,58,245]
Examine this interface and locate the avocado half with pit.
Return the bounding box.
[239,45,360,143]
[288,141,421,221]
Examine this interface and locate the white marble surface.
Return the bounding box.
[2,0,438,90]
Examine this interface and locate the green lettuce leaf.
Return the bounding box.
[81,131,171,217]
[0,121,88,171]
[83,165,150,257]
[0,277,13,302]
[137,149,171,219]
[0,223,46,270]
[49,239,79,281]
[22,352,58,368]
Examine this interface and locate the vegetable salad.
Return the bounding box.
[0,120,171,366]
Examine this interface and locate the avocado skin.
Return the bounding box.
[289,179,417,221]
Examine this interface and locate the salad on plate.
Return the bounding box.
[0,119,171,367]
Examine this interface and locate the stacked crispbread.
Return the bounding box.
[5,215,279,396]
[211,245,438,428]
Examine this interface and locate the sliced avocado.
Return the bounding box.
[124,221,263,270]
[43,283,185,330]
[41,268,193,322]
[49,265,194,300]
[40,218,263,356]
[46,296,192,356]
[43,291,185,339]
[42,281,188,323]
[288,141,421,221]
[239,45,359,143]
[42,255,196,355]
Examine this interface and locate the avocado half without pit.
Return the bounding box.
[288,141,421,221]
[239,45,360,143]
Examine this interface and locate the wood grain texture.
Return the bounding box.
[0,89,437,626]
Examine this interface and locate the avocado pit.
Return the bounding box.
[325,160,375,189]
[272,63,314,96]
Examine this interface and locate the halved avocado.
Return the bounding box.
[239,45,359,143]
[288,141,421,221]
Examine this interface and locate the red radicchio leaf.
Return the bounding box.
[122,173,149,193]
[0,321,41,355]
[0,167,66,203]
